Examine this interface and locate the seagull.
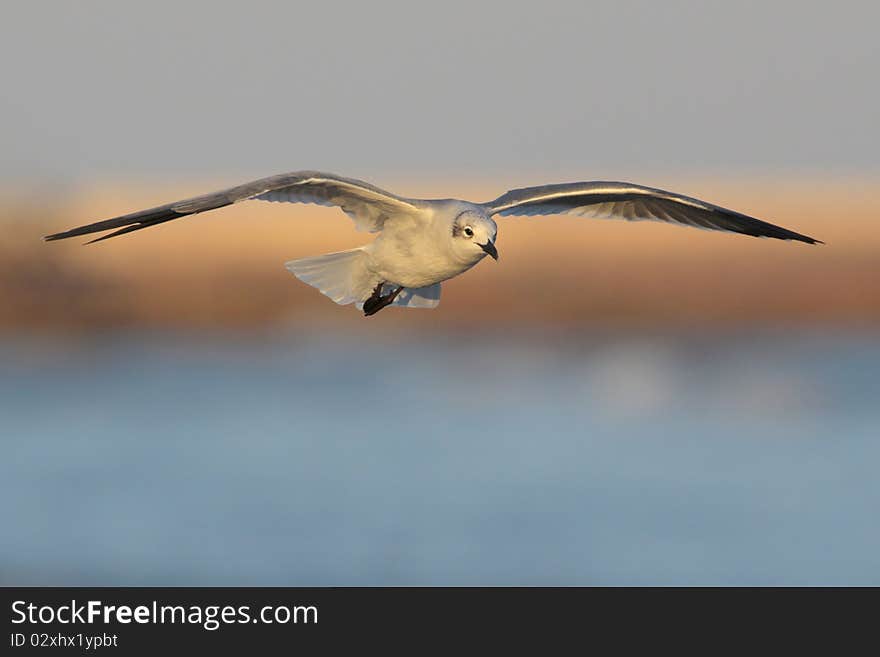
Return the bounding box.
[45,171,822,316]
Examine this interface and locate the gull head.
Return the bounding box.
[450,210,498,263]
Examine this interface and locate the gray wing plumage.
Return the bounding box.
[483,181,822,244]
[44,171,419,243]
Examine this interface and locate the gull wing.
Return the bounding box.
[483,181,821,244]
[44,171,420,243]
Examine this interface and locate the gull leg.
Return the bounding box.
[363,283,403,317]
[363,282,386,315]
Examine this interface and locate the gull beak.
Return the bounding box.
[480,240,499,261]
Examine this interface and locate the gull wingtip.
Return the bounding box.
[43,230,91,244]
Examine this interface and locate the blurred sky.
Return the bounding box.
[2,0,879,184]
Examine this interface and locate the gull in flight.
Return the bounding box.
[45,171,821,316]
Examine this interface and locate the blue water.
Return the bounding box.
[2,330,878,585]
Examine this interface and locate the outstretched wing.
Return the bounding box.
[483,181,821,244]
[44,171,420,243]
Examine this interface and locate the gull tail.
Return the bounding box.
[285,248,441,310]
[286,248,377,306]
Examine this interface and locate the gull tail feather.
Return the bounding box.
[285,248,378,306]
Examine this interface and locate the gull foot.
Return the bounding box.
[363,283,403,316]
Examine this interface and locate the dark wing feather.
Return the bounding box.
[44,171,418,243]
[483,181,822,244]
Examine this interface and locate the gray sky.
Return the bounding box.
[2,0,878,183]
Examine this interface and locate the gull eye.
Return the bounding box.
[463,226,474,238]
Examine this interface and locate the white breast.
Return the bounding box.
[367,219,476,288]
